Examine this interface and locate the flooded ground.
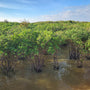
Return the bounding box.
[0,46,90,90]
[0,59,90,90]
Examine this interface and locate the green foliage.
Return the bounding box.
[85,39,90,51]
[0,21,90,59]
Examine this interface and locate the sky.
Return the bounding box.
[0,0,90,22]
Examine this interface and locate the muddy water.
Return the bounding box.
[0,46,90,90]
[0,59,90,90]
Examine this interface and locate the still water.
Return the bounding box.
[0,59,90,90]
[0,46,90,90]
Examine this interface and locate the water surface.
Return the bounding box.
[0,59,90,90]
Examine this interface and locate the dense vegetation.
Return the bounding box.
[0,21,90,74]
